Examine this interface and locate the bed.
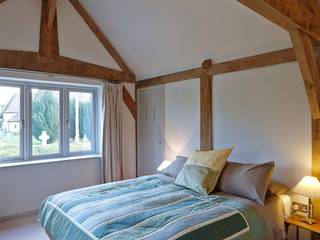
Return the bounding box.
[39,174,287,240]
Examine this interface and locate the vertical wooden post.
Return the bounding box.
[200,59,213,151]
[313,119,320,179]
[291,29,320,180]
[290,29,320,120]
[314,47,320,180]
[40,0,59,58]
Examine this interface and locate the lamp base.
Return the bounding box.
[300,217,318,225]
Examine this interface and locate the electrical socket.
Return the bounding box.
[292,201,308,213]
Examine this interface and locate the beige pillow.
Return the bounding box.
[175,148,233,195]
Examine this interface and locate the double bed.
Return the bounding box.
[39,174,287,240]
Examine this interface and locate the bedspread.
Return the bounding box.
[39,175,268,240]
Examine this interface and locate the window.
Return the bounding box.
[0,80,98,163]
[0,85,21,159]
[31,88,61,156]
[69,91,93,153]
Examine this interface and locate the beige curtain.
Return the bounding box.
[102,82,123,183]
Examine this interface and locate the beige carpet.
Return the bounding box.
[0,214,49,240]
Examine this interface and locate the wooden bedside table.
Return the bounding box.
[285,215,320,240]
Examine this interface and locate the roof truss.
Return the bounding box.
[237,0,320,41]
[69,0,134,77]
[0,0,135,82]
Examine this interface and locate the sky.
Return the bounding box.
[0,86,19,107]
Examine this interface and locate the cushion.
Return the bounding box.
[217,161,275,204]
[175,148,233,195]
[267,180,288,195]
[159,155,188,178]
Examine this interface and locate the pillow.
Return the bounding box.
[267,180,288,195]
[217,161,274,205]
[175,148,233,195]
[159,155,188,178]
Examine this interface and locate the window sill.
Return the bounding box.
[0,155,101,168]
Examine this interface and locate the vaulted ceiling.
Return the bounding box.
[0,0,292,80]
[79,0,292,80]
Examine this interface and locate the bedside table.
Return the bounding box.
[285,215,320,240]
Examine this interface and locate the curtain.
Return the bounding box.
[101,82,123,183]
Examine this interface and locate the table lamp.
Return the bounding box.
[293,176,320,224]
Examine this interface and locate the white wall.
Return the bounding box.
[0,0,41,52]
[164,62,311,189]
[57,0,121,70]
[164,79,200,162]
[0,158,101,218]
[214,62,311,188]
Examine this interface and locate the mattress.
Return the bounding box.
[39,174,282,240]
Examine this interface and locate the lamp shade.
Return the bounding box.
[293,176,320,198]
[157,160,172,171]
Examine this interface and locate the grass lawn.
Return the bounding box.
[0,134,19,158]
[0,134,92,158]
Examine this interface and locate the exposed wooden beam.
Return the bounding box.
[40,0,59,58]
[290,29,320,119]
[300,0,320,15]
[313,119,320,179]
[237,0,320,41]
[312,37,320,181]
[68,0,135,79]
[47,0,57,29]
[210,48,297,75]
[122,85,137,120]
[136,68,203,89]
[0,50,133,82]
[200,59,213,151]
[137,48,297,89]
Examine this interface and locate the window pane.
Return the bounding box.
[69,92,93,152]
[0,86,21,158]
[32,88,60,156]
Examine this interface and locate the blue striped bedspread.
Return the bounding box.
[38,175,268,240]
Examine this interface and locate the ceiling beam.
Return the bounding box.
[237,0,320,41]
[210,48,297,75]
[0,50,133,82]
[136,48,297,89]
[136,68,203,89]
[300,0,320,15]
[40,0,59,58]
[290,28,320,119]
[68,0,135,79]
[47,0,57,29]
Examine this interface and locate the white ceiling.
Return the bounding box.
[79,0,292,80]
[0,0,293,80]
[57,0,121,70]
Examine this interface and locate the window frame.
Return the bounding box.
[0,80,99,164]
[28,85,63,160]
[0,82,24,162]
[66,87,97,157]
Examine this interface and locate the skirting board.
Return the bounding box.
[0,209,38,223]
